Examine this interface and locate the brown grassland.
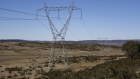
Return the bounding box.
[0,42,126,79]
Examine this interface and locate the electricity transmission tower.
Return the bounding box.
[37,3,82,70]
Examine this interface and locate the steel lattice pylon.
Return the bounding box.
[37,3,82,70]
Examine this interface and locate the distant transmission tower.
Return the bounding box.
[37,3,82,70]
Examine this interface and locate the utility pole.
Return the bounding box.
[37,3,82,71]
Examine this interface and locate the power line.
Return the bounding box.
[68,29,80,41]
[0,16,49,21]
[81,19,94,40]
[0,7,46,17]
[0,7,81,20]
[36,18,50,30]
[0,17,37,20]
[57,17,80,41]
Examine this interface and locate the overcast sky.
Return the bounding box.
[0,0,140,41]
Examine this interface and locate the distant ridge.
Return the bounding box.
[80,40,140,46]
[0,39,28,42]
[0,39,140,46]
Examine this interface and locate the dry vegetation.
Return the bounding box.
[0,41,125,79]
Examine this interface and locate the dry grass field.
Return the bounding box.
[0,42,125,79]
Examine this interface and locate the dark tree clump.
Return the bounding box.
[122,41,140,59]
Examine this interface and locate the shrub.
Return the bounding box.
[13,74,19,77]
[5,66,22,72]
[122,41,140,59]
[7,76,13,79]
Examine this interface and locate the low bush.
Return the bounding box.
[122,41,140,59]
[5,66,22,73]
[41,58,140,79]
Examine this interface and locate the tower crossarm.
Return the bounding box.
[37,6,81,12]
